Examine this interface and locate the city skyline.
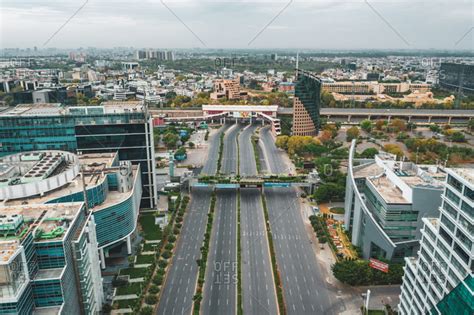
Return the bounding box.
[1,0,473,50]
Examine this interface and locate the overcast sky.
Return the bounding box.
[1,0,473,50]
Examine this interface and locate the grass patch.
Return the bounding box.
[142,243,158,252]
[368,310,385,315]
[120,267,149,279]
[136,255,155,264]
[139,213,162,240]
[116,283,144,296]
[114,298,138,310]
[329,207,345,214]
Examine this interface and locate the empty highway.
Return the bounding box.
[202,124,230,175]
[202,122,240,314]
[221,123,242,175]
[158,126,225,315]
[260,126,336,314]
[238,124,258,176]
[239,124,278,314]
[202,189,238,315]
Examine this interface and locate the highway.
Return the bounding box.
[157,125,227,315]
[239,124,278,314]
[259,127,288,174]
[156,187,212,315]
[238,124,258,176]
[240,188,278,315]
[260,126,336,314]
[202,122,241,314]
[221,123,242,175]
[201,124,230,175]
[202,189,238,315]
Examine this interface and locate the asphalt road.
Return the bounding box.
[202,189,238,315]
[221,123,243,175]
[238,124,258,176]
[260,127,338,314]
[259,127,288,174]
[157,187,212,315]
[201,123,231,175]
[158,124,230,315]
[265,188,336,314]
[240,188,278,315]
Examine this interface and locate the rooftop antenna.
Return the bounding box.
[295,52,299,78]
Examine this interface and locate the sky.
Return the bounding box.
[1,0,473,50]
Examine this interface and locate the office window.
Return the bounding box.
[447,175,463,192]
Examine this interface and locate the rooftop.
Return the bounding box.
[450,168,474,186]
[0,102,145,117]
[0,203,83,245]
[354,151,446,205]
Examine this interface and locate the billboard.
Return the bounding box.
[369,258,389,273]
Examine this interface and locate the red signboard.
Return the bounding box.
[369,258,389,273]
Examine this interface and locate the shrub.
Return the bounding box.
[139,306,153,315]
[158,260,168,269]
[162,250,172,259]
[152,274,163,285]
[144,294,158,305]
[149,285,160,294]
[165,243,174,251]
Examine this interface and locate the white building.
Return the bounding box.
[398,168,473,314]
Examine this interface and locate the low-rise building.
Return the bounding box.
[344,141,446,261]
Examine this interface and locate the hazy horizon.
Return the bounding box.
[1,0,473,51]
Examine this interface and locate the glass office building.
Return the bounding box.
[0,203,104,315]
[398,168,473,315]
[0,102,156,208]
[292,69,321,136]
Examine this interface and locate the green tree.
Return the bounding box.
[346,126,360,142]
[360,120,373,132]
[360,148,379,158]
[163,133,179,149]
[450,132,466,142]
[275,135,289,150]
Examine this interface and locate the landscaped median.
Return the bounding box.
[261,193,287,315]
[192,192,216,314]
[216,132,225,174]
[111,194,190,315]
[237,190,243,315]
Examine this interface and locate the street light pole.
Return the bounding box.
[365,289,371,314]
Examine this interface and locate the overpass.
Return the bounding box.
[278,107,474,124]
[190,175,313,189]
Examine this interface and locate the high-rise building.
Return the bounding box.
[398,168,473,314]
[0,150,142,270]
[292,69,321,136]
[0,203,103,314]
[344,140,447,261]
[0,102,156,208]
[439,63,474,95]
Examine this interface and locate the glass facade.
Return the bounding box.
[294,69,321,130]
[433,275,474,314]
[0,107,155,208]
